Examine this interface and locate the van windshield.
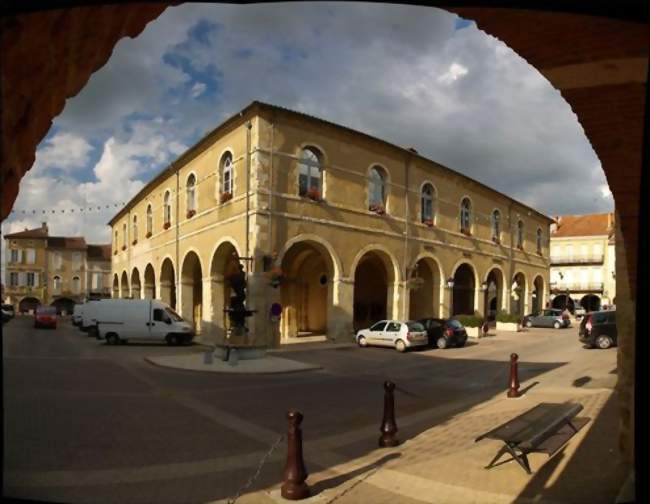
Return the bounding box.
[165,308,184,322]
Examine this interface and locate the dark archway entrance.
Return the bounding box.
[51,297,76,315]
[511,272,527,318]
[532,276,544,314]
[353,251,394,331]
[452,263,475,316]
[144,264,156,299]
[120,271,129,299]
[552,294,575,313]
[181,251,203,333]
[112,274,119,298]
[131,268,141,300]
[408,258,441,320]
[19,296,40,313]
[160,258,176,309]
[581,294,601,313]
[210,242,241,341]
[484,268,504,321]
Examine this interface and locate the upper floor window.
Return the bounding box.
[369,166,386,212]
[53,275,62,294]
[9,272,19,286]
[132,215,138,242]
[186,174,196,216]
[92,272,103,290]
[146,205,153,236]
[491,210,501,243]
[517,220,524,249]
[460,197,472,235]
[298,147,323,199]
[421,183,435,225]
[122,223,127,248]
[26,272,36,287]
[72,252,82,270]
[52,252,62,270]
[25,248,36,264]
[10,249,20,263]
[220,152,233,200]
[536,228,543,254]
[72,276,81,294]
[163,191,172,226]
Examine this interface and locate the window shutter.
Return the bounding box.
[18,272,26,286]
[34,273,39,287]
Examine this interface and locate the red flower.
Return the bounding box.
[220,192,233,204]
[121,245,126,251]
[306,186,321,201]
[492,236,501,244]
[163,222,171,230]
[113,250,118,256]
[369,203,385,215]
[461,228,472,236]
[186,209,196,219]
[423,219,434,227]
[145,231,152,238]
[132,240,138,246]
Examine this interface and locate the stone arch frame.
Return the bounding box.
[350,244,401,325]
[366,162,391,213]
[185,170,198,215]
[410,251,445,319]
[130,267,141,300]
[450,258,480,315]
[180,247,205,332]
[208,237,244,342]
[295,142,328,199]
[19,296,41,313]
[159,255,177,309]
[419,180,438,225]
[143,263,156,299]
[217,147,236,200]
[120,270,129,298]
[532,274,545,313]
[483,264,507,318]
[459,194,474,235]
[511,269,529,317]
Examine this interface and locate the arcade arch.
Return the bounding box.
[209,240,242,341]
[131,268,141,300]
[511,272,527,318]
[408,255,442,320]
[181,250,203,333]
[352,248,398,331]
[112,274,119,298]
[484,267,505,321]
[120,271,129,299]
[452,262,476,316]
[532,276,545,314]
[144,263,156,299]
[160,258,176,309]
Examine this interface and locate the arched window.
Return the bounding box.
[163,191,171,226]
[421,183,435,224]
[132,215,138,243]
[53,276,61,294]
[517,220,524,248]
[298,147,323,198]
[72,276,81,294]
[146,204,152,236]
[122,223,127,248]
[536,227,543,254]
[186,173,196,216]
[460,198,472,234]
[491,210,501,243]
[220,152,233,199]
[369,166,386,211]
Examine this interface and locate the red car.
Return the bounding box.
[34,306,57,329]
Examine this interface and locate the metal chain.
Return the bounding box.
[322,465,382,504]
[227,434,285,504]
[394,383,422,399]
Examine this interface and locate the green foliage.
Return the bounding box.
[496,311,521,323]
[454,311,485,328]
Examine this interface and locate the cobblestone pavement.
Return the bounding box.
[3,316,626,503]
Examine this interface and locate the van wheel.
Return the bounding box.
[436,337,448,349]
[553,321,561,329]
[106,333,119,345]
[395,339,406,353]
[167,334,180,346]
[596,335,613,349]
[526,320,533,328]
[357,336,368,347]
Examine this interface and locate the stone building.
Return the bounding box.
[4,223,112,313]
[550,213,616,312]
[109,101,552,346]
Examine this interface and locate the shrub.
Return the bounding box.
[496,311,521,323]
[454,311,484,328]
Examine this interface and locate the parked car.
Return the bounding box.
[579,310,617,349]
[2,303,15,323]
[356,320,428,352]
[34,306,57,329]
[418,318,468,349]
[574,305,586,319]
[95,299,194,345]
[523,309,571,329]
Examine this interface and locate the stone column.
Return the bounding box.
[180,280,193,324]
[200,275,214,344]
[245,272,275,347]
[330,278,354,341]
[210,275,227,345]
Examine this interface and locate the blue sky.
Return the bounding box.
[1,2,612,278]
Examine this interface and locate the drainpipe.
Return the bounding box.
[175,166,180,308]
[269,120,275,255]
[508,202,514,314]
[402,153,410,319]
[245,120,252,273]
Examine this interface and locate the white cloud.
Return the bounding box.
[33,132,93,173]
[437,62,468,84]
[600,184,613,199]
[191,81,207,98]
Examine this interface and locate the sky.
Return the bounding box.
[1,2,613,280]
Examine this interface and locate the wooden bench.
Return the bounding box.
[475,402,587,474]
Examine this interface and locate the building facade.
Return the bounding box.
[109,102,552,346]
[549,213,616,312]
[4,223,112,313]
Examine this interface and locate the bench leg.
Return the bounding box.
[504,445,532,474]
[485,444,509,469]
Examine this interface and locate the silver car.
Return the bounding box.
[356,320,428,352]
[524,309,571,329]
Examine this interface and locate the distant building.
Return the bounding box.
[4,223,111,313]
[549,213,616,312]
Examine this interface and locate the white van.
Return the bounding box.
[95,299,194,345]
[72,303,84,326]
[80,299,103,333]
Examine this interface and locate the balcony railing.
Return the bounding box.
[550,254,604,265]
[551,282,604,293]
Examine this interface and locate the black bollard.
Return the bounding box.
[281,410,310,500]
[507,353,520,398]
[378,380,400,447]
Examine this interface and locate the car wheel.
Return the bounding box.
[596,335,613,349]
[106,333,119,345]
[553,321,561,329]
[526,320,533,328]
[395,339,406,353]
[357,335,368,347]
[167,334,180,346]
[436,337,448,349]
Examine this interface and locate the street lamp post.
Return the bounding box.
[446,277,455,317]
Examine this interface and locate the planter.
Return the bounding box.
[220,192,232,204]
[423,219,434,227]
[121,245,126,251]
[305,187,322,201]
[113,250,118,255]
[369,204,386,215]
[186,209,196,219]
[132,240,137,246]
[461,229,472,237]
[145,232,152,238]
[497,321,520,332]
[465,326,481,338]
[163,222,171,230]
[492,237,501,245]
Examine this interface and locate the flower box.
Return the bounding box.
[492,236,501,244]
[305,187,322,202]
[146,232,152,238]
[132,240,137,246]
[121,245,127,251]
[423,219,434,227]
[497,321,520,332]
[113,250,118,256]
[163,222,171,230]
[220,192,233,204]
[186,209,196,219]
[517,245,524,251]
[465,326,481,338]
[461,229,472,236]
[369,204,386,215]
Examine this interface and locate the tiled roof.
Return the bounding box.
[551,213,614,238]
[47,237,87,249]
[87,244,112,260]
[4,225,48,238]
